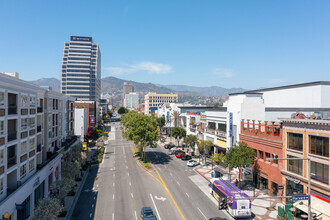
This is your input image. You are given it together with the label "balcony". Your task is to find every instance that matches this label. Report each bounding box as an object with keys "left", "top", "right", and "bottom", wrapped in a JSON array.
[
  {"left": 37, "top": 125, "right": 42, "bottom": 133},
  {"left": 7, "top": 156, "right": 17, "bottom": 169},
  {"left": 37, "top": 107, "right": 43, "bottom": 113},
  {"left": 8, "top": 105, "right": 17, "bottom": 115},
  {"left": 7, "top": 131, "right": 17, "bottom": 142}
]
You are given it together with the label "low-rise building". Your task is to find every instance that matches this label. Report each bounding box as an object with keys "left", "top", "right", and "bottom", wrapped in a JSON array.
[{"left": 281, "top": 119, "right": 330, "bottom": 218}]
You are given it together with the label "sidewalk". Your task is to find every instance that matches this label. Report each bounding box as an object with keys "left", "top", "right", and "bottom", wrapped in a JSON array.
[{"left": 195, "top": 164, "right": 283, "bottom": 220}]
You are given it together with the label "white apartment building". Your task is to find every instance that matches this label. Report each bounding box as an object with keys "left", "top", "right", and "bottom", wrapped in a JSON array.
[
  {"left": 0, "top": 73, "right": 77, "bottom": 219},
  {"left": 74, "top": 108, "right": 88, "bottom": 142},
  {"left": 60, "top": 36, "right": 101, "bottom": 102},
  {"left": 144, "top": 92, "right": 178, "bottom": 115}
]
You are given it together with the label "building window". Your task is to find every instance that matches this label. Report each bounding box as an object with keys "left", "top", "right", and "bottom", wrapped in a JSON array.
[
  {"left": 0, "top": 149, "right": 4, "bottom": 164},
  {"left": 287, "top": 155, "right": 303, "bottom": 175},
  {"left": 20, "top": 164, "right": 27, "bottom": 179},
  {"left": 21, "top": 141, "right": 28, "bottom": 154},
  {"left": 29, "top": 159, "right": 35, "bottom": 173},
  {"left": 309, "top": 135, "right": 329, "bottom": 158},
  {"left": 311, "top": 161, "right": 329, "bottom": 184},
  {"left": 29, "top": 138, "right": 35, "bottom": 150},
  {"left": 21, "top": 118, "right": 28, "bottom": 130},
  {"left": 0, "top": 178, "right": 3, "bottom": 195},
  {"left": 272, "top": 154, "right": 278, "bottom": 164},
  {"left": 29, "top": 117, "right": 35, "bottom": 128},
  {"left": 287, "top": 132, "right": 303, "bottom": 152},
  {"left": 30, "top": 96, "right": 36, "bottom": 108},
  {"left": 0, "top": 120, "right": 4, "bottom": 135},
  {"left": 0, "top": 92, "right": 4, "bottom": 106},
  {"left": 265, "top": 152, "right": 271, "bottom": 160},
  {"left": 259, "top": 150, "right": 264, "bottom": 160},
  {"left": 21, "top": 95, "right": 28, "bottom": 108}
]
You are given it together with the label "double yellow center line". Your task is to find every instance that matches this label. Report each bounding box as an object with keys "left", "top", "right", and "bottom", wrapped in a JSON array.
[{"left": 130, "top": 145, "right": 186, "bottom": 220}]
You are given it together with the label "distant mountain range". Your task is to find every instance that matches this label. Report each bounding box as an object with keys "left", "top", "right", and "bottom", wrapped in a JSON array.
[{"left": 29, "top": 76, "right": 244, "bottom": 105}]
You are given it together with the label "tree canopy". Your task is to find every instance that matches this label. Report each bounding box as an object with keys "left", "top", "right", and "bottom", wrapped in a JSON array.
[
  {"left": 184, "top": 135, "right": 198, "bottom": 148},
  {"left": 172, "top": 127, "right": 186, "bottom": 146},
  {"left": 198, "top": 140, "right": 213, "bottom": 164},
  {"left": 157, "top": 116, "right": 165, "bottom": 128},
  {"left": 121, "top": 111, "right": 159, "bottom": 160},
  {"left": 118, "top": 107, "right": 129, "bottom": 114},
  {"left": 224, "top": 141, "right": 256, "bottom": 171},
  {"left": 32, "top": 197, "right": 63, "bottom": 220}
]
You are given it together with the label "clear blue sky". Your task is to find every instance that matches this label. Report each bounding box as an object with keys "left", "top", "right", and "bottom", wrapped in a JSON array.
[{"left": 1, "top": 0, "right": 329, "bottom": 89}]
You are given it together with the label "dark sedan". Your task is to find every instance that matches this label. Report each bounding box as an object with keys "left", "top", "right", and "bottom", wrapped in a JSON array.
[{"left": 141, "top": 207, "right": 157, "bottom": 220}]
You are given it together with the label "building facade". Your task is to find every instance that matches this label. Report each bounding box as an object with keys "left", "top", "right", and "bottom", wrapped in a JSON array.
[
  {"left": 60, "top": 36, "right": 101, "bottom": 102},
  {"left": 144, "top": 92, "right": 178, "bottom": 115},
  {"left": 74, "top": 101, "right": 96, "bottom": 128},
  {"left": 281, "top": 119, "right": 330, "bottom": 218},
  {"left": 0, "top": 73, "right": 77, "bottom": 219},
  {"left": 124, "top": 92, "right": 139, "bottom": 110}
]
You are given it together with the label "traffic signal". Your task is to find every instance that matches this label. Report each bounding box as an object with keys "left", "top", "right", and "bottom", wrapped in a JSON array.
[{"left": 219, "top": 198, "right": 228, "bottom": 210}]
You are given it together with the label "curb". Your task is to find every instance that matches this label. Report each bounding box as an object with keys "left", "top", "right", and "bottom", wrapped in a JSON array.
[
  {"left": 195, "top": 166, "right": 211, "bottom": 182},
  {"left": 65, "top": 168, "right": 90, "bottom": 220}
]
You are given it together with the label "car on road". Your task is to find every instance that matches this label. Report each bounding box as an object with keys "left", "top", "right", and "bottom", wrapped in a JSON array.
[
  {"left": 175, "top": 151, "right": 184, "bottom": 158},
  {"left": 187, "top": 160, "right": 200, "bottom": 167},
  {"left": 181, "top": 154, "right": 192, "bottom": 160},
  {"left": 141, "top": 207, "right": 157, "bottom": 220}
]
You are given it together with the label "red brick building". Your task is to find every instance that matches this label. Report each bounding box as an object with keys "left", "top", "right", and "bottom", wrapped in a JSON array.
[{"left": 240, "top": 120, "right": 283, "bottom": 197}]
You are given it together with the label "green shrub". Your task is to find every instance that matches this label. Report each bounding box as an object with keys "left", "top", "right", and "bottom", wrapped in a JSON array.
[
  {"left": 58, "top": 210, "right": 67, "bottom": 217},
  {"left": 67, "top": 191, "right": 76, "bottom": 196}
]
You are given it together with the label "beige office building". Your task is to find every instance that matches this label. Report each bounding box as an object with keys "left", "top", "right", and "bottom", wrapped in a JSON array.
[{"left": 144, "top": 92, "right": 178, "bottom": 115}]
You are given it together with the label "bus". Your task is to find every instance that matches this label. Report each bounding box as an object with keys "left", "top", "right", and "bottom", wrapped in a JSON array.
[{"left": 210, "top": 178, "right": 251, "bottom": 219}]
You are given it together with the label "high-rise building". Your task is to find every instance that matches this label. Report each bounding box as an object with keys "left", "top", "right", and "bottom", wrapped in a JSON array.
[
  {"left": 122, "top": 82, "right": 134, "bottom": 106},
  {"left": 124, "top": 92, "right": 139, "bottom": 110},
  {"left": 60, "top": 36, "right": 101, "bottom": 102}
]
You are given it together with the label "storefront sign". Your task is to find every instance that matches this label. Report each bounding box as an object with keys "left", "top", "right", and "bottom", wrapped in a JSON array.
[
  {"left": 229, "top": 112, "right": 233, "bottom": 137},
  {"left": 287, "top": 176, "right": 300, "bottom": 184},
  {"left": 187, "top": 112, "right": 200, "bottom": 115},
  {"left": 292, "top": 195, "right": 309, "bottom": 201},
  {"left": 71, "top": 36, "right": 92, "bottom": 42},
  {"left": 278, "top": 185, "right": 284, "bottom": 189},
  {"left": 3, "top": 212, "right": 11, "bottom": 219}
]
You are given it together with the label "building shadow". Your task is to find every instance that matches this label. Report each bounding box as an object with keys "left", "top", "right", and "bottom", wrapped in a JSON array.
[{"left": 145, "top": 151, "right": 173, "bottom": 165}]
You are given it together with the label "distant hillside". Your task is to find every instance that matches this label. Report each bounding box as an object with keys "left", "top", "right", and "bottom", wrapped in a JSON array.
[
  {"left": 29, "top": 76, "right": 244, "bottom": 105},
  {"left": 30, "top": 78, "right": 61, "bottom": 92},
  {"left": 161, "top": 84, "right": 245, "bottom": 96}
]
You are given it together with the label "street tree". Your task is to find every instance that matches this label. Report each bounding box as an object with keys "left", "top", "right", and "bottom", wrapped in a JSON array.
[
  {"left": 198, "top": 140, "right": 213, "bottom": 164},
  {"left": 32, "top": 197, "right": 63, "bottom": 220},
  {"left": 52, "top": 177, "right": 75, "bottom": 205},
  {"left": 171, "top": 110, "right": 180, "bottom": 127},
  {"left": 121, "top": 111, "right": 158, "bottom": 161},
  {"left": 157, "top": 116, "right": 165, "bottom": 128},
  {"left": 172, "top": 127, "right": 186, "bottom": 147},
  {"left": 118, "top": 106, "right": 128, "bottom": 115},
  {"left": 224, "top": 141, "right": 256, "bottom": 182},
  {"left": 61, "top": 160, "right": 80, "bottom": 180},
  {"left": 184, "top": 134, "right": 198, "bottom": 154}
]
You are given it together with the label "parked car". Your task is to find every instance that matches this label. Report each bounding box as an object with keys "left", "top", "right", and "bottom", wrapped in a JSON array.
[
  {"left": 181, "top": 154, "right": 192, "bottom": 160},
  {"left": 141, "top": 207, "right": 157, "bottom": 220},
  {"left": 164, "top": 144, "right": 174, "bottom": 149},
  {"left": 187, "top": 160, "right": 200, "bottom": 167},
  {"left": 168, "top": 149, "right": 174, "bottom": 155},
  {"left": 175, "top": 152, "right": 185, "bottom": 158}
]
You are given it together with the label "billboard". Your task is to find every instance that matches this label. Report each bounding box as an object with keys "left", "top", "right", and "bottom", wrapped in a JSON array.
[
  {"left": 90, "top": 115, "right": 95, "bottom": 125},
  {"left": 229, "top": 112, "right": 233, "bottom": 138},
  {"left": 71, "top": 36, "right": 92, "bottom": 42}
]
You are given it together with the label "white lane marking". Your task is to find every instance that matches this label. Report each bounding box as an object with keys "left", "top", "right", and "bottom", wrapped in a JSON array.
[
  {"left": 101, "top": 147, "right": 107, "bottom": 164},
  {"left": 129, "top": 182, "right": 131, "bottom": 186},
  {"left": 113, "top": 194, "right": 115, "bottom": 200},
  {"left": 170, "top": 173, "right": 173, "bottom": 177},
  {"left": 126, "top": 166, "right": 128, "bottom": 169},
  {"left": 113, "top": 182, "right": 115, "bottom": 187},
  {"left": 177, "top": 181, "right": 180, "bottom": 186},
  {"left": 131, "top": 193, "right": 134, "bottom": 198},
  {"left": 128, "top": 173, "right": 129, "bottom": 176},
  {"left": 197, "top": 207, "right": 207, "bottom": 220},
  {"left": 164, "top": 165, "right": 167, "bottom": 169},
  {"left": 92, "top": 204, "right": 94, "bottom": 208},
  {"left": 90, "top": 213, "right": 92, "bottom": 218},
  {"left": 112, "top": 213, "right": 114, "bottom": 220},
  {"left": 113, "top": 173, "right": 115, "bottom": 177},
  {"left": 186, "top": 192, "right": 190, "bottom": 198},
  {"left": 96, "top": 184, "right": 98, "bottom": 187},
  {"left": 150, "top": 193, "right": 161, "bottom": 220},
  {"left": 135, "top": 210, "right": 137, "bottom": 220},
  {"left": 123, "top": 146, "right": 125, "bottom": 154},
  {"left": 93, "top": 196, "right": 96, "bottom": 200}
]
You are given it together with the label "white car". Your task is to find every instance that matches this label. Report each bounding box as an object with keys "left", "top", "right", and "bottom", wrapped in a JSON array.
[{"left": 187, "top": 160, "right": 200, "bottom": 167}]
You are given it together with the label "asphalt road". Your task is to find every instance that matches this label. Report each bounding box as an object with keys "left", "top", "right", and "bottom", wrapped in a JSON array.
[{"left": 72, "top": 121, "right": 232, "bottom": 220}]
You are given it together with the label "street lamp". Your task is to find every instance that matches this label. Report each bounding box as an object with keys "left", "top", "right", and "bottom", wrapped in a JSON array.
[{"left": 266, "top": 157, "right": 311, "bottom": 220}]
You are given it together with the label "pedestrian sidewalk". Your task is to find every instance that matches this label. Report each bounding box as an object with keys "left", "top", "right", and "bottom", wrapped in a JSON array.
[{"left": 195, "top": 164, "right": 283, "bottom": 220}]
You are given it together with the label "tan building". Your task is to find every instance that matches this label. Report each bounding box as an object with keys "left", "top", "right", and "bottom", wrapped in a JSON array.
[
  {"left": 144, "top": 92, "right": 178, "bottom": 115},
  {"left": 281, "top": 119, "right": 329, "bottom": 218}
]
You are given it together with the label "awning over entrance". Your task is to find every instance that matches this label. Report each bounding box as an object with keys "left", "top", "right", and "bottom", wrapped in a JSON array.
[{"left": 294, "top": 195, "right": 330, "bottom": 219}]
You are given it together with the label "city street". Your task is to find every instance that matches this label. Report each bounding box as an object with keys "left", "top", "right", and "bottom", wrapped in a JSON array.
[{"left": 72, "top": 120, "right": 231, "bottom": 220}]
